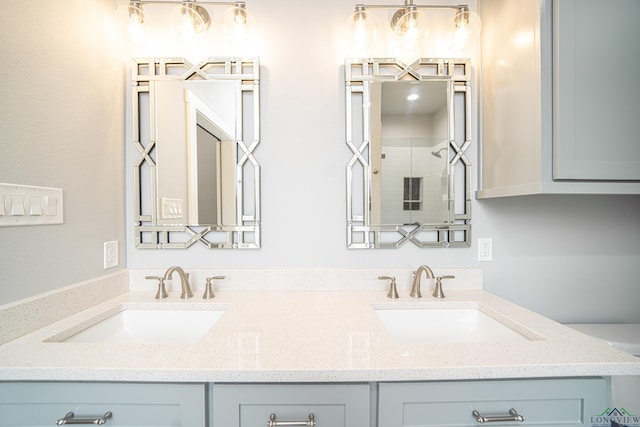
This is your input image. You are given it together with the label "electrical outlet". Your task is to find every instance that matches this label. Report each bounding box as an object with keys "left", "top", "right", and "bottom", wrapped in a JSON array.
[
  {"left": 104, "top": 241, "right": 119, "bottom": 269},
  {"left": 478, "top": 238, "right": 492, "bottom": 261}
]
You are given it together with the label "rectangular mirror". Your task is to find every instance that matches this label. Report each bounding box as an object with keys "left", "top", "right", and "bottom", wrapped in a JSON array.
[
  {"left": 345, "top": 58, "right": 472, "bottom": 248},
  {"left": 132, "top": 58, "right": 260, "bottom": 249},
  {"left": 187, "top": 88, "right": 237, "bottom": 227},
  {"left": 372, "top": 80, "right": 451, "bottom": 225}
]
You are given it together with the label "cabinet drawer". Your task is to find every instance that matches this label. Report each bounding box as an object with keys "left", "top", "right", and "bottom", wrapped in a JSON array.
[
  {"left": 379, "top": 377, "right": 608, "bottom": 427},
  {"left": 0, "top": 382, "right": 206, "bottom": 427},
  {"left": 211, "top": 383, "right": 370, "bottom": 427}
]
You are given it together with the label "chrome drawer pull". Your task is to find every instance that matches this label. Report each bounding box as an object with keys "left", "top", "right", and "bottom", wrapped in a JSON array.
[
  {"left": 472, "top": 408, "right": 524, "bottom": 423},
  {"left": 268, "top": 413, "right": 315, "bottom": 427},
  {"left": 56, "top": 411, "right": 112, "bottom": 425}
]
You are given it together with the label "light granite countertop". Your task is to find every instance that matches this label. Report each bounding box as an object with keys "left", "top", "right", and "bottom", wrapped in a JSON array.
[{"left": 0, "top": 288, "right": 639, "bottom": 383}]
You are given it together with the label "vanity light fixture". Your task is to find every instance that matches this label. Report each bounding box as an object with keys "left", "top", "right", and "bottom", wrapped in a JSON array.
[
  {"left": 346, "top": 0, "right": 480, "bottom": 52},
  {"left": 117, "top": 0, "right": 255, "bottom": 48}
]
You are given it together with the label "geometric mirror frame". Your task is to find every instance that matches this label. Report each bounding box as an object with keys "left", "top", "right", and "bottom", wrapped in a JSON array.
[
  {"left": 345, "top": 58, "right": 471, "bottom": 249},
  {"left": 132, "top": 57, "right": 260, "bottom": 249}
]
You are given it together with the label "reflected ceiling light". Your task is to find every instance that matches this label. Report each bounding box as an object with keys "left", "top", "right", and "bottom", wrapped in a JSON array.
[
  {"left": 407, "top": 93, "right": 419, "bottom": 101},
  {"left": 346, "top": 2, "right": 480, "bottom": 53},
  {"left": 116, "top": 0, "right": 255, "bottom": 48}
]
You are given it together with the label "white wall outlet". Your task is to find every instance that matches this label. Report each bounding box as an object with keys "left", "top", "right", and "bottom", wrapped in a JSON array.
[
  {"left": 104, "top": 241, "right": 119, "bottom": 269},
  {"left": 478, "top": 238, "right": 493, "bottom": 262}
]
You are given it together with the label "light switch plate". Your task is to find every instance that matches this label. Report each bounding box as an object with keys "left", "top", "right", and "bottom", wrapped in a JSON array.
[
  {"left": 161, "top": 198, "right": 183, "bottom": 219},
  {"left": 104, "top": 241, "right": 119, "bottom": 269},
  {"left": 0, "top": 183, "right": 63, "bottom": 226}
]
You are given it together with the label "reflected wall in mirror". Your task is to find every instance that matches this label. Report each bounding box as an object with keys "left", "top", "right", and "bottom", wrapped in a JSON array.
[
  {"left": 345, "top": 58, "right": 471, "bottom": 248},
  {"left": 132, "top": 58, "right": 260, "bottom": 249}
]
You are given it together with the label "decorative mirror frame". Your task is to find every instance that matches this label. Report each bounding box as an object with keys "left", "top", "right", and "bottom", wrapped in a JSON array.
[
  {"left": 345, "top": 58, "right": 472, "bottom": 248},
  {"left": 132, "top": 57, "right": 260, "bottom": 249}
]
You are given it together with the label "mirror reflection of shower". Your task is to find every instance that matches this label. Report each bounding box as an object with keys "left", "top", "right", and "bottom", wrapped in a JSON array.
[
  {"left": 431, "top": 147, "right": 448, "bottom": 158},
  {"left": 373, "top": 80, "right": 451, "bottom": 225}
]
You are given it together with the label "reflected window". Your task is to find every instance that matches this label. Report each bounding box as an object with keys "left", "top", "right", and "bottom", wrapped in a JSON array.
[{"left": 403, "top": 177, "right": 423, "bottom": 211}]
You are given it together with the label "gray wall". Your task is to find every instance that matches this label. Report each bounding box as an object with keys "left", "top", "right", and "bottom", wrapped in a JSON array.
[
  {"left": 0, "top": 0, "right": 126, "bottom": 304},
  {"left": 1, "top": 0, "right": 638, "bottom": 324},
  {"left": 476, "top": 194, "right": 640, "bottom": 322}
]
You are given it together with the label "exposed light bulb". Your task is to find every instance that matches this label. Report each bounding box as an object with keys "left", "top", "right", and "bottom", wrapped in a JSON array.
[
  {"left": 346, "top": 7, "right": 377, "bottom": 53},
  {"left": 170, "top": 3, "right": 211, "bottom": 47},
  {"left": 233, "top": 7, "right": 246, "bottom": 24},
  {"left": 449, "top": 7, "right": 480, "bottom": 53},
  {"left": 391, "top": 6, "right": 428, "bottom": 51},
  {"left": 353, "top": 15, "right": 370, "bottom": 46},
  {"left": 223, "top": 4, "right": 255, "bottom": 50},
  {"left": 403, "top": 14, "right": 419, "bottom": 50},
  {"left": 114, "top": 2, "right": 149, "bottom": 47},
  {"left": 127, "top": 19, "right": 148, "bottom": 47}
]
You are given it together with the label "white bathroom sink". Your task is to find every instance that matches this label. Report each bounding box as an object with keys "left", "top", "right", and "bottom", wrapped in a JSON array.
[
  {"left": 59, "top": 307, "right": 226, "bottom": 345},
  {"left": 374, "top": 307, "right": 528, "bottom": 343}
]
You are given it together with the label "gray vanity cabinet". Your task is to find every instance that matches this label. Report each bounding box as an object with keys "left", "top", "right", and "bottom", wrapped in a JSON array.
[
  {"left": 210, "top": 383, "right": 370, "bottom": 427},
  {"left": 0, "top": 382, "right": 206, "bottom": 426},
  {"left": 477, "top": 0, "right": 640, "bottom": 198},
  {"left": 378, "top": 378, "right": 608, "bottom": 427}
]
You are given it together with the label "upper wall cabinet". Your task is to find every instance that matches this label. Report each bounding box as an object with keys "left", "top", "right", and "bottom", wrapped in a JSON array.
[{"left": 477, "top": 0, "right": 640, "bottom": 199}]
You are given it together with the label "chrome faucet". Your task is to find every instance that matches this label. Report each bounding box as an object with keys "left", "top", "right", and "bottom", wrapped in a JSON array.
[
  {"left": 163, "top": 266, "right": 193, "bottom": 299},
  {"left": 410, "top": 265, "right": 435, "bottom": 298}
]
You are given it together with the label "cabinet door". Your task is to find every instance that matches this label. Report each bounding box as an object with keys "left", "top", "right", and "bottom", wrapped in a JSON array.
[
  {"left": 0, "top": 382, "right": 206, "bottom": 427},
  {"left": 379, "top": 378, "right": 608, "bottom": 427},
  {"left": 211, "top": 384, "right": 370, "bottom": 427},
  {"left": 554, "top": 0, "right": 640, "bottom": 180}
]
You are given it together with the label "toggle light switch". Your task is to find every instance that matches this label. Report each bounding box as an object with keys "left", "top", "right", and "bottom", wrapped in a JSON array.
[
  {"left": 10, "top": 194, "right": 25, "bottom": 216},
  {"left": 29, "top": 195, "right": 43, "bottom": 215},
  {"left": 43, "top": 196, "right": 58, "bottom": 216}
]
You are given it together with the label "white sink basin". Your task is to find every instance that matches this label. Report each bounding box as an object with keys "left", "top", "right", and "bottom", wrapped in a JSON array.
[
  {"left": 374, "top": 308, "right": 528, "bottom": 343},
  {"left": 59, "top": 307, "right": 226, "bottom": 345}
]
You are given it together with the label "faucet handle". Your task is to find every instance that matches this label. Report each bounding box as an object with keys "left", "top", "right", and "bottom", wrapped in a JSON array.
[
  {"left": 203, "top": 276, "right": 225, "bottom": 299},
  {"left": 378, "top": 276, "right": 399, "bottom": 299},
  {"left": 432, "top": 275, "right": 455, "bottom": 299},
  {"left": 146, "top": 276, "right": 168, "bottom": 299}
]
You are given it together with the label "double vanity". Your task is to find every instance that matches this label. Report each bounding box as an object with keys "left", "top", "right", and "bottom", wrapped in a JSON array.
[{"left": 1, "top": 269, "right": 638, "bottom": 426}]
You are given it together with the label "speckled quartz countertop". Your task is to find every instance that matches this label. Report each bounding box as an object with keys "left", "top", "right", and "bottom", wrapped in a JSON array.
[{"left": 0, "top": 287, "right": 639, "bottom": 383}]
